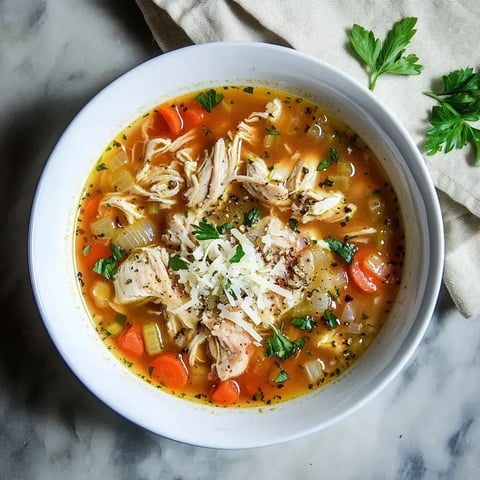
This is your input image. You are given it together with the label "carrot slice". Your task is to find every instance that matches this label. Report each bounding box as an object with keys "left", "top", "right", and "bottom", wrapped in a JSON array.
[
  {"left": 348, "top": 249, "right": 383, "bottom": 293},
  {"left": 150, "top": 353, "right": 188, "bottom": 389},
  {"left": 82, "top": 241, "right": 112, "bottom": 270},
  {"left": 158, "top": 105, "right": 184, "bottom": 135},
  {"left": 117, "top": 322, "right": 144, "bottom": 358},
  {"left": 82, "top": 195, "right": 102, "bottom": 220},
  {"left": 211, "top": 380, "right": 240, "bottom": 406},
  {"left": 182, "top": 102, "right": 205, "bottom": 129}
]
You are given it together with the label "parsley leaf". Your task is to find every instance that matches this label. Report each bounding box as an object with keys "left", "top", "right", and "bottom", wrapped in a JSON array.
[
  {"left": 291, "top": 315, "right": 317, "bottom": 332},
  {"left": 317, "top": 158, "right": 331, "bottom": 171},
  {"left": 324, "top": 309, "right": 340, "bottom": 330},
  {"left": 266, "top": 127, "right": 280, "bottom": 135},
  {"left": 92, "top": 244, "right": 124, "bottom": 280},
  {"left": 274, "top": 369, "right": 290, "bottom": 383},
  {"left": 288, "top": 218, "right": 300, "bottom": 233},
  {"left": 217, "top": 222, "right": 234, "bottom": 234},
  {"left": 192, "top": 220, "right": 220, "bottom": 240},
  {"left": 243, "top": 86, "right": 254, "bottom": 94},
  {"left": 324, "top": 236, "right": 358, "bottom": 264},
  {"left": 229, "top": 245, "right": 245, "bottom": 263},
  {"left": 196, "top": 89, "right": 224, "bottom": 112},
  {"left": 265, "top": 325, "right": 304, "bottom": 362},
  {"left": 348, "top": 17, "right": 423, "bottom": 90},
  {"left": 329, "top": 147, "right": 340, "bottom": 163},
  {"left": 168, "top": 254, "right": 189, "bottom": 271},
  {"left": 424, "top": 67, "right": 480, "bottom": 165},
  {"left": 244, "top": 207, "right": 260, "bottom": 227}
]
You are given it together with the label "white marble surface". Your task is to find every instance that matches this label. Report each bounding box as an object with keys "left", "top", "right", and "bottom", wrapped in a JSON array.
[{"left": 1, "top": 1, "right": 480, "bottom": 478}]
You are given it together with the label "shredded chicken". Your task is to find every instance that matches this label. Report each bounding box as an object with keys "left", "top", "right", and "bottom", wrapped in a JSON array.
[
  {"left": 113, "top": 247, "right": 198, "bottom": 329},
  {"left": 100, "top": 194, "right": 144, "bottom": 225},
  {"left": 236, "top": 157, "right": 290, "bottom": 206}
]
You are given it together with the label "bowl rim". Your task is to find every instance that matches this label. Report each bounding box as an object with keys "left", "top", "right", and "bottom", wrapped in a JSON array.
[{"left": 28, "top": 41, "right": 444, "bottom": 449}]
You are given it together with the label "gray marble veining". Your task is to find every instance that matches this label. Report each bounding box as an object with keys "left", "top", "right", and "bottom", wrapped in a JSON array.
[{"left": 1, "top": 1, "right": 479, "bottom": 479}]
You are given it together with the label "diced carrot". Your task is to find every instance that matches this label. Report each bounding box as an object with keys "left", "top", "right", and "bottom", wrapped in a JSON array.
[
  {"left": 82, "top": 195, "right": 103, "bottom": 220},
  {"left": 181, "top": 102, "right": 205, "bottom": 129},
  {"left": 211, "top": 380, "right": 240, "bottom": 406},
  {"left": 117, "top": 322, "right": 144, "bottom": 358},
  {"left": 158, "top": 105, "right": 184, "bottom": 135},
  {"left": 82, "top": 240, "right": 112, "bottom": 270},
  {"left": 143, "top": 111, "right": 169, "bottom": 137},
  {"left": 348, "top": 249, "right": 382, "bottom": 293},
  {"left": 149, "top": 353, "right": 188, "bottom": 389}
]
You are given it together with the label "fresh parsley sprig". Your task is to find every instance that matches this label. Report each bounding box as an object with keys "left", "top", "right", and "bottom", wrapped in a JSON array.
[
  {"left": 348, "top": 17, "right": 423, "bottom": 90},
  {"left": 424, "top": 67, "right": 480, "bottom": 165},
  {"left": 265, "top": 325, "right": 305, "bottom": 362},
  {"left": 196, "top": 89, "right": 224, "bottom": 112}
]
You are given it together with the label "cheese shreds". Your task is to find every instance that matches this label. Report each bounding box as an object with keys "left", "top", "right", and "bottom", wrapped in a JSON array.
[{"left": 173, "top": 225, "right": 297, "bottom": 339}]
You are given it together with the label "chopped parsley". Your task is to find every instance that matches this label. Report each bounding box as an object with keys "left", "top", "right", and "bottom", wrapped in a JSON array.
[
  {"left": 329, "top": 147, "right": 340, "bottom": 163},
  {"left": 217, "top": 222, "right": 234, "bottom": 234},
  {"left": 168, "top": 254, "right": 189, "bottom": 271},
  {"left": 291, "top": 315, "right": 317, "bottom": 332},
  {"left": 195, "top": 89, "right": 224, "bottom": 112},
  {"left": 324, "top": 236, "right": 358, "bottom": 264},
  {"left": 266, "top": 127, "right": 280, "bottom": 135},
  {"left": 244, "top": 207, "right": 261, "bottom": 227},
  {"left": 192, "top": 220, "right": 220, "bottom": 240},
  {"left": 317, "top": 158, "right": 331, "bottom": 171},
  {"left": 274, "top": 369, "right": 290, "bottom": 383},
  {"left": 265, "top": 325, "right": 305, "bottom": 361},
  {"left": 92, "top": 244, "right": 124, "bottom": 280},
  {"left": 96, "top": 162, "right": 107, "bottom": 171},
  {"left": 229, "top": 245, "right": 245, "bottom": 264},
  {"left": 243, "top": 86, "right": 254, "bottom": 94},
  {"left": 82, "top": 245, "right": 91, "bottom": 256},
  {"left": 324, "top": 309, "right": 340, "bottom": 329},
  {"left": 288, "top": 218, "right": 300, "bottom": 233}
]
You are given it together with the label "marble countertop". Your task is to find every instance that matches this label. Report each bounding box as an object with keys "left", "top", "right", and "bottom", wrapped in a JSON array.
[{"left": 1, "top": 1, "right": 479, "bottom": 478}]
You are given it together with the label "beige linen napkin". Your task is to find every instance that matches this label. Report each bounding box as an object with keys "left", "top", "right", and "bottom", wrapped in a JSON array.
[{"left": 136, "top": 0, "right": 480, "bottom": 318}]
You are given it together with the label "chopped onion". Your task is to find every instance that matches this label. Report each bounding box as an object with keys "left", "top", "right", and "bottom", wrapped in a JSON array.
[
  {"left": 111, "top": 167, "right": 135, "bottom": 192},
  {"left": 112, "top": 218, "right": 158, "bottom": 251},
  {"left": 304, "top": 359, "right": 325, "bottom": 383},
  {"left": 106, "top": 150, "right": 128, "bottom": 171},
  {"left": 90, "top": 216, "right": 117, "bottom": 239},
  {"left": 309, "top": 289, "right": 331, "bottom": 314},
  {"left": 364, "top": 252, "right": 390, "bottom": 278},
  {"left": 143, "top": 322, "right": 163, "bottom": 355}
]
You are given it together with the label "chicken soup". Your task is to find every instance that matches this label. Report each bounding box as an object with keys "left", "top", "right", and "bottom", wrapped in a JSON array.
[{"left": 75, "top": 86, "right": 404, "bottom": 407}]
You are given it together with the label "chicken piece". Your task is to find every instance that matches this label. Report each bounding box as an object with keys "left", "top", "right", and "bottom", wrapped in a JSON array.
[
  {"left": 237, "top": 157, "right": 290, "bottom": 206},
  {"left": 161, "top": 213, "right": 196, "bottom": 251},
  {"left": 291, "top": 190, "right": 357, "bottom": 223},
  {"left": 205, "top": 318, "right": 253, "bottom": 381},
  {"left": 185, "top": 137, "right": 238, "bottom": 209},
  {"left": 99, "top": 194, "right": 144, "bottom": 225},
  {"left": 114, "top": 247, "right": 198, "bottom": 329}
]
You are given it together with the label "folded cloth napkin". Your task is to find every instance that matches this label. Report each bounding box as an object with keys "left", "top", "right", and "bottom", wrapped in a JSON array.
[{"left": 136, "top": 0, "right": 480, "bottom": 318}]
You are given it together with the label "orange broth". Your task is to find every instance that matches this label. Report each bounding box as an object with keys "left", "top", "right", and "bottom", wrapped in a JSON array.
[{"left": 75, "top": 86, "right": 404, "bottom": 407}]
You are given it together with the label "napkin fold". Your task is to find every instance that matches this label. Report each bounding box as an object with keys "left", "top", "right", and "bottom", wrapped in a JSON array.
[{"left": 136, "top": 0, "right": 480, "bottom": 318}]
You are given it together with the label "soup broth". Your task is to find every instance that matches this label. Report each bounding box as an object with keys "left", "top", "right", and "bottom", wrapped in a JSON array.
[{"left": 75, "top": 86, "right": 404, "bottom": 407}]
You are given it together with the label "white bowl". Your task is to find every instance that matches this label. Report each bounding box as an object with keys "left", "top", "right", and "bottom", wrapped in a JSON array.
[{"left": 28, "top": 42, "right": 444, "bottom": 449}]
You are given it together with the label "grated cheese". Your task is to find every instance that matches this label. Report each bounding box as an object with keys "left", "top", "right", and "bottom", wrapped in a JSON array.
[{"left": 173, "top": 227, "right": 299, "bottom": 339}]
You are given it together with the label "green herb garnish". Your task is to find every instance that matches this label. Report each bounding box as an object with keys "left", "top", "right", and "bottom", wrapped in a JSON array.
[
  {"left": 291, "top": 315, "right": 317, "bottom": 332},
  {"left": 324, "top": 236, "right": 358, "bottom": 264},
  {"left": 317, "top": 158, "right": 331, "bottom": 171},
  {"left": 348, "top": 17, "right": 423, "bottom": 90},
  {"left": 192, "top": 220, "right": 220, "bottom": 240},
  {"left": 265, "top": 325, "right": 304, "bottom": 361},
  {"left": 92, "top": 244, "right": 124, "bottom": 280},
  {"left": 288, "top": 218, "right": 300, "bottom": 233},
  {"left": 82, "top": 245, "right": 91, "bottom": 256},
  {"left": 243, "top": 86, "right": 254, "bottom": 94},
  {"left": 266, "top": 127, "right": 280, "bottom": 135},
  {"left": 229, "top": 245, "right": 245, "bottom": 264},
  {"left": 115, "top": 313, "right": 127, "bottom": 325},
  {"left": 196, "top": 89, "right": 224, "bottom": 112},
  {"left": 244, "top": 207, "right": 261, "bottom": 227},
  {"left": 217, "top": 222, "right": 234, "bottom": 234},
  {"left": 324, "top": 309, "right": 340, "bottom": 330},
  {"left": 274, "top": 369, "right": 290, "bottom": 383},
  {"left": 424, "top": 67, "right": 480, "bottom": 165},
  {"left": 96, "top": 162, "right": 107, "bottom": 171},
  {"left": 329, "top": 147, "right": 340, "bottom": 163},
  {"left": 168, "top": 254, "right": 189, "bottom": 271}
]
